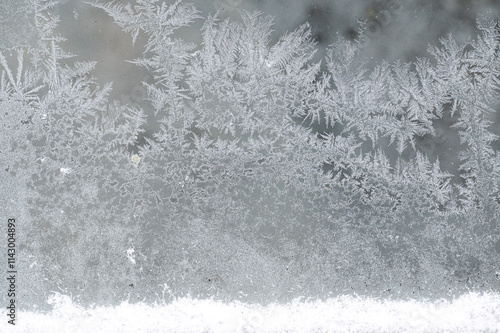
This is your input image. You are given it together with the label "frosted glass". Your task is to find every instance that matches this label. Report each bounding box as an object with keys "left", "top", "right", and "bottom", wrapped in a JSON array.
[{"left": 1, "top": 0, "right": 499, "bottom": 331}]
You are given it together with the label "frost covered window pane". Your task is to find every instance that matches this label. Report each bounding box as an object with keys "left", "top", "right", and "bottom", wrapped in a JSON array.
[{"left": 1, "top": 0, "right": 499, "bottom": 331}]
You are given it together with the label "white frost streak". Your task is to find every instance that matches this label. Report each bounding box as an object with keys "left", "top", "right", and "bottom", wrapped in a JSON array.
[
  {"left": 59, "top": 167, "right": 72, "bottom": 174},
  {"left": 4, "top": 293, "right": 500, "bottom": 333}
]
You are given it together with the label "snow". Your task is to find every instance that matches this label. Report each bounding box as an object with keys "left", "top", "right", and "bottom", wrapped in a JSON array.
[{"left": 2, "top": 292, "right": 499, "bottom": 332}]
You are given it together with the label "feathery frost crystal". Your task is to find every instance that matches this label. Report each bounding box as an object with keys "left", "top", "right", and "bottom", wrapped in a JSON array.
[{"left": 0, "top": 0, "right": 499, "bottom": 310}]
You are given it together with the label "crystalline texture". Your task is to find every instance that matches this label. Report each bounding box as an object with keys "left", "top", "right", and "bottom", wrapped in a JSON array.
[{"left": 0, "top": 0, "right": 498, "bottom": 311}]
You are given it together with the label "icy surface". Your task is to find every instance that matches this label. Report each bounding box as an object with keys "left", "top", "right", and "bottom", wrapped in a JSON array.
[{"left": 1, "top": 1, "right": 500, "bottom": 331}]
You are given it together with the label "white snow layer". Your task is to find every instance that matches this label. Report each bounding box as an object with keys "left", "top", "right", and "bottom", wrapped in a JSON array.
[{"left": 2, "top": 292, "right": 499, "bottom": 332}]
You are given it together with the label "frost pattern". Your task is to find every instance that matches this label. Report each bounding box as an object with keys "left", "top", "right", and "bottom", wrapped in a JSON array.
[
  {"left": 0, "top": 0, "right": 499, "bottom": 309},
  {"left": 0, "top": 0, "right": 39, "bottom": 49}
]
